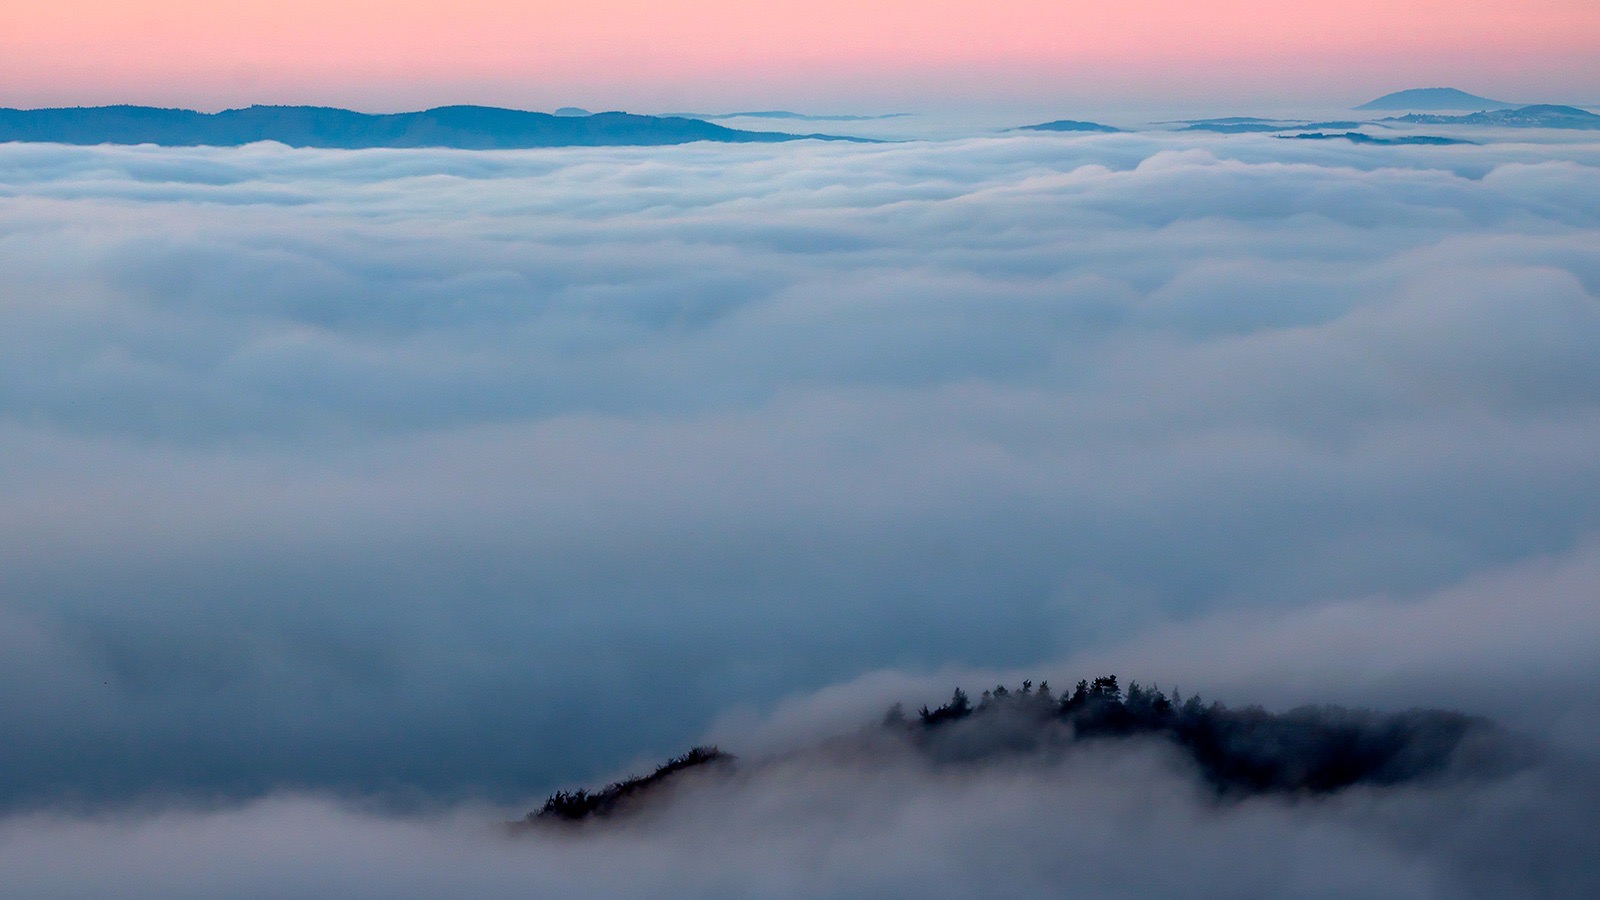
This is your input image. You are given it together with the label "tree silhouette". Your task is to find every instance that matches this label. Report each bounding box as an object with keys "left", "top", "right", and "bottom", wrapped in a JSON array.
[
  {"left": 520, "top": 746, "right": 733, "bottom": 826},
  {"left": 918, "top": 688, "right": 973, "bottom": 726},
  {"left": 896, "top": 675, "right": 1483, "bottom": 795}
]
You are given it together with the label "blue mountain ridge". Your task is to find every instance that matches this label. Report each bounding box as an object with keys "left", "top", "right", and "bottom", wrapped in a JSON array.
[
  {"left": 0, "top": 105, "right": 865, "bottom": 148},
  {"left": 1179, "top": 120, "right": 1363, "bottom": 134},
  {"left": 1015, "top": 119, "right": 1122, "bottom": 133}
]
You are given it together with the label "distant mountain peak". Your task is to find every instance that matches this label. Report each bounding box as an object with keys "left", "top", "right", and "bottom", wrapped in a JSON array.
[{"left": 1355, "top": 88, "right": 1516, "bottom": 111}]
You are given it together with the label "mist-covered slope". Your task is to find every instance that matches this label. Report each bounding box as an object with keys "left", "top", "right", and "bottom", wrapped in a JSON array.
[{"left": 524, "top": 677, "right": 1505, "bottom": 826}]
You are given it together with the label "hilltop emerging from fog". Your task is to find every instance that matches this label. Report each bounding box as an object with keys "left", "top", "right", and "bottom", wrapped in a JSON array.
[{"left": 524, "top": 676, "right": 1504, "bottom": 827}]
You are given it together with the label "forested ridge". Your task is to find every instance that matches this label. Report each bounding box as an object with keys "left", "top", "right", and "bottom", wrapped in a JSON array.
[
  {"left": 898, "top": 676, "right": 1482, "bottom": 793},
  {"left": 522, "top": 675, "right": 1493, "bottom": 826}
]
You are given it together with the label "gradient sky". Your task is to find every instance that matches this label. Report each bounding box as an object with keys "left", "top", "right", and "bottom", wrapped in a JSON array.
[{"left": 4, "top": 0, "right": 1598, "bottom": 111}]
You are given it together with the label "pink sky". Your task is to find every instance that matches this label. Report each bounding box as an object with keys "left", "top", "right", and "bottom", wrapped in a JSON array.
[{"left": 4, "top": 0, "right": 1597, "bottom": 111}]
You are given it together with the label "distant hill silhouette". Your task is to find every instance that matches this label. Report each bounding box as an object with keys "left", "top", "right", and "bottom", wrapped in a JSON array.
[
  {"left": 1169, "top": 117, "right": 1278, "bottom": 124},
  {"left": 1017, "top": 119, "right": 1122, "bottom": 133},
  {"left": 1385, "top": 105, "right": 1600, "bottom": 130},
  {"left": 1355, "top": 88, "right": 1516, "bottom": 111},
  {"left": 1280, "top": 132, "right": 1474, "bottom": 146},
  {"left": 671, "top": 111, "right": 908, "bottom": 122},
  {"left": 1177, "top": 119, "right": 1365, "bottom": 134},
  {"left": 0, "top": 105, "right": 861, "bottom": 149},
  {"left": 1180, "top": 121, "right": 1286, "bottom": 134}
]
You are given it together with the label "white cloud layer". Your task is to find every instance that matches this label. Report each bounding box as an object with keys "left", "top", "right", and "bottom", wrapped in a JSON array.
[
  {"left": 2, "top": 714, "right": 1595, "bottom": 898},
  {"left": 2, "top": 128, "right": 1599, "bottom": 864}
]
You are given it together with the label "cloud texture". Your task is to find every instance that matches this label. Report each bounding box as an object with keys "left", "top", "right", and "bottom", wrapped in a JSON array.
[
  {"left": 1, "top": 128, "right": 1599, "bottom": 892},
  {"left": 1, "top": 728, "right": 1595, "bottom": 898}
]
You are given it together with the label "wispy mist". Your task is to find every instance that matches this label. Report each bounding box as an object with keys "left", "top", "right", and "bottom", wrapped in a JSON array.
[{"left": 2, "top": 727, "right": 1594, "bottom": 898}]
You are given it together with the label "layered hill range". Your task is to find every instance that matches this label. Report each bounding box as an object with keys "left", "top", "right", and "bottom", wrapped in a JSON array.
[
  {"left": 1015, "top": 88, "right": 1599, "bottom": 140},
  {"left": 1354, "top": 89, "right": 1600, "bottom": 129},
  {"left": 0, "top": 105, "right": 859, "bottom": 149},
  {"left": 1387, "top": 105, "right": 1600, "bottom": 129}
]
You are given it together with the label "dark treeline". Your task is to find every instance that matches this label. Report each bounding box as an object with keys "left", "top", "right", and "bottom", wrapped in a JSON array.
[
  {"left": 900, "top": 676, "right": 1487, "bottom": 794},
  {"left": 521, "top": 676, "right": 1496, "bottom": 827},
  {"left": 518, "top": 746, "right": 732, "bottom": 827}
]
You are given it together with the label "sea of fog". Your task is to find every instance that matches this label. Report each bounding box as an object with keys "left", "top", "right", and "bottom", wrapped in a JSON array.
[{"left": 1, "top": 124, "right": 1598, "bottom": 896}]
